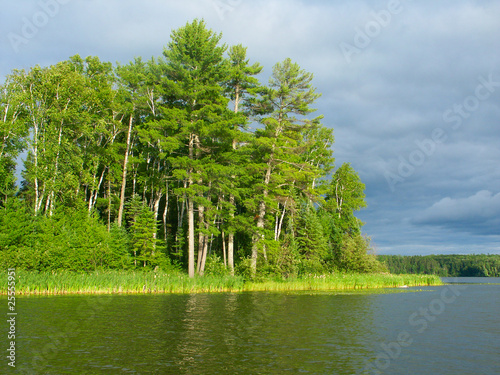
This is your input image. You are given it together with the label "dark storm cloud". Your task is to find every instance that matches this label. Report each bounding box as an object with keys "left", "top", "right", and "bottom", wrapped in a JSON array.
[{"left": 1, "top": 0, "right": 499, "bottom": 254}]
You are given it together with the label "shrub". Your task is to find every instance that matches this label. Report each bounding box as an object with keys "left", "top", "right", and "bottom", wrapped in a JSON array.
[{"left": 204, "top": 254, "right": 230, "bottom": 277}]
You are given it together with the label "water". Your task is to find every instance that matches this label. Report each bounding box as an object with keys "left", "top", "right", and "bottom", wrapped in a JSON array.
[{"left": 3, "top": 278, "right": 499, "bottom": 374}]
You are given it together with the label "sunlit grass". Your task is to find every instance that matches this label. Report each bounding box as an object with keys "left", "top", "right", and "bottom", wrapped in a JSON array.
[
  {"left": 243, "top": 273, "right": 442, "bottom": 291},
  {"left": 0, "top": 270, "right": 442, "bottom": 296}
]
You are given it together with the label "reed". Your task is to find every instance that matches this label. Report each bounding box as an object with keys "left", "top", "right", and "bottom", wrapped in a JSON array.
[
  {"left": 244, "top": 273, "right": 442, "bottom": 292},
  {"left": 0, "top": 270, "right": 442, "bottom": 296}
]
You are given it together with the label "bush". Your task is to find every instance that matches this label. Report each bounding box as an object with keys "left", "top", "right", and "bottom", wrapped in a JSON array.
[
  {"left": 204, "top": 254, "right": 230, "bottom": 277},
  {"left": 235, "top": 257, "right": 254, "bottom": 280}
]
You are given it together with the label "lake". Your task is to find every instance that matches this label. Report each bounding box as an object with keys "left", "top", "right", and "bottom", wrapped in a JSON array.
[{"left": 4, "top": 277, "right": 500, "bottom": 374}]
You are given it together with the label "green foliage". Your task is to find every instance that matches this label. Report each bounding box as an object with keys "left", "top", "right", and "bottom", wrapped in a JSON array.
[
  {"left": 325, "top": 163, "right": 367, "bottom": 242},
  {"left": 0, "top": 201, "right": 131, "bottom": 271},
  {"left": 274, "top": 224, "right": 301, "bottom": 277},
  {"left": 126, "top": 195, "right": 169, "bottom": 269},
  {"left": 204, "top": 254, "right": 230, "bottom": 277},
  {"left": 0, "top": 198, "right": 39, "bottom": 269},
  {"left": 334, "top": 234, "right": 388, "bottom": 273},
  {"left": 294, "top": 203, "right": 329, "bottom": 275},
  {"left": 296, "top": 204, "right": 329, "bottom": 262},
  {"left": 234, "top": 257, "right": 255, "bottom": 281},
  {"left": 108, "top": 224, "right": 132, "bottom": 269},
  {"left": 379, "top": 254, "right": 500, "bottom": 277}
]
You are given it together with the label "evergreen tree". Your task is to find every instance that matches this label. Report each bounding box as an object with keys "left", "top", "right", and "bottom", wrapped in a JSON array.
[
  {"left": 222, "top": 43, "right": 263, "bottom": 275},
  {"left": 246, "top": 58, "right": 324, "bottom": 275},
  {"left": 160, "top": 19, "right": 238, "bottom": 277},
  {"left": 127, "top": 197, "right": 165, "bottom": 269},
  {"left": 296, "top": 203, "right": 329, "bottom": 274}
]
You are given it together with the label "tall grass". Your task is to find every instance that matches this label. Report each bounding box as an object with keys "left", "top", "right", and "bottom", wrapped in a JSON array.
[
  {"left": 244, "top": 273, "right": 442, "bottom": 292},
  {"left": 0, "top": 270, "right": 442, "bottom": 296}
]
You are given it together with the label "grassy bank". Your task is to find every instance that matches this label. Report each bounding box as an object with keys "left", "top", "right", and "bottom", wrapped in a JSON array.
[{"left": 0, "top": 270, "right": 442, "bottom": 296}]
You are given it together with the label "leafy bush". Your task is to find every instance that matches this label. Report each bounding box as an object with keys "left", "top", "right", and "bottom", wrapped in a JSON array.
[{"left": 204, "top": 254, "right": 230, "bottom": 277}]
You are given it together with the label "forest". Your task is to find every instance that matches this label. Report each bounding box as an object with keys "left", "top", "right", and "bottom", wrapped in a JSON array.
[
  {"left": 379, "top": 254, "right": 500, "bottom": 277},
  {"left": 0, "top": 20, "right": 386, "bottom": 278}
]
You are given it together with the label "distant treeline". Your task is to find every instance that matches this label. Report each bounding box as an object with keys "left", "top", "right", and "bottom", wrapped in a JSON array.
[{"left": 378, "top": 254, "right": 500, "bottom": 277}]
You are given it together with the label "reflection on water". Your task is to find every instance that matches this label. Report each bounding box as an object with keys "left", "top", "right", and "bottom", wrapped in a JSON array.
[{"left": 4, "top": 282, "right": 500, "bottom": 374}]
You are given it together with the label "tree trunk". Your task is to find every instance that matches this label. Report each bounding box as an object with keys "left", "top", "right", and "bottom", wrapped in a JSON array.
[
  {"left": 251, "top": 160, "right": 272, "bottom": 274},
  {"left": 163, "top": 180, "right": 169, "bottom": 243},
  {"left": 226, "top": 88, "right": 241, "bottom": 275},
  {"left": 46, "top": 124, "right": 64, "bottom": 216},
  {"left": 30, "top": 107, "right": 42, "bottom": 215},
  {"left": 151, "top": 190, "right": 162, "bottom": 255},
  {"left": 107, "top": 176, "right": 111, "bottom": 232},
  {"left": 117, "top": 114, "right": 134, "bottom": 227},
  {"left": 188, "top": 195, "right": 195, "bottom": 278},
  {"left": 222, "top": 230, "right": 227, "bottom": 267},
  {"left": 197, "top": 204, "right": 205, "bottom": 273},
  {"left": 187, "top": 133, "right": 195, "bottom": 278},
  {"left": 89, "top": 167, "right": 106, "bottom": 212}
]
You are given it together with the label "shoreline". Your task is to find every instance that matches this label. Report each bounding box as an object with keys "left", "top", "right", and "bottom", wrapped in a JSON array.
[{"left": 1, "top": 270, "right": 443, "bottom": 296}]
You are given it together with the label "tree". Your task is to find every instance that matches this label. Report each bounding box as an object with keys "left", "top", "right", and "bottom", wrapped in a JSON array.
[
  {"left": 126, "top": 194, "right": 166, "bottom": 268},
  {"left": 296, "top": 202, "right": 329, "bottom": 274},
  {"left": 160, "top": 19, "right": 235, "bottom": 277},
  {"left": 115, "top": 58, "right": 151, "bottom": 227},
  {"left": 0, "top": 74, "right": 27, "bottom": 205},
  {"left": 67, "top": 55, "right": 116, "bottom": 214},
  {"left": 223, "top": 44, "right": 263, "bottom": 274},
  {"left": 20, "top": 61, "right": 100, "bottom": 215},
  {"left": 1, "top": 20, "right": 387, "bottom": 278},
  {"left": 325, "top": 162, "right": 367, "bottom": 242},
  {"left": 336, "top": 233, "right": 385, "bottom": 273},
  {"left": 246, "top": 58, "right": 324, "bottom": 275}
]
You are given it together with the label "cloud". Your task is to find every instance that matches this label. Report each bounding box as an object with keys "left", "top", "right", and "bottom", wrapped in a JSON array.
[{"left": 413, "top": 190, "right": 500, "bottom": 235}]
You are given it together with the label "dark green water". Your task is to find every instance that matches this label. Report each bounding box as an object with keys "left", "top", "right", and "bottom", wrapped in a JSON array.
[{"left": 3, "top": 278, "right": 500, "bottom": 374}]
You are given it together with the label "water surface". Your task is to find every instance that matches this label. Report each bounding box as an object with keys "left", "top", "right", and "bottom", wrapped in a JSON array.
[{"left": 3, "top": 278, "right": 499, "bottom": 374}]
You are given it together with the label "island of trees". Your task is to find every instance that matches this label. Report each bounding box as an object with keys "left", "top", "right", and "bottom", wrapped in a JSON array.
[{"left": 1, "top": 20, "right": 388, "bottom": 281}]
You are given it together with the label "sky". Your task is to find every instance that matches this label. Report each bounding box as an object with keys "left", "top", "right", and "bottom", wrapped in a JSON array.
[{"left": 1, "top": 0, "right": 499, "bottom": 255}]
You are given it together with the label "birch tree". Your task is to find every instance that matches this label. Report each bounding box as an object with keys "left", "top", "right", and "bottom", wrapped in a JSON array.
[{"left": 0, "top": 74, "right": 27, "bottom": 205}]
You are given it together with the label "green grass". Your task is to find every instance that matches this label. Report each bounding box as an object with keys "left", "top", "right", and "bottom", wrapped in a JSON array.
[
  {"left": 244, "top": 273, "right": 442, "bottom": 292},
  {"left": 0, "top": 270, "right": 442, "bottom": 296}
]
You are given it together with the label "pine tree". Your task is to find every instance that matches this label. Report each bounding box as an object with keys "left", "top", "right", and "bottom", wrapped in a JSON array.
[
  {"left": 296, "top": 203, "right": 329, "bottom": 273},
  {"left": 223, "top": 44, "right": 263, "bottom": 274},
  {"left": 160, "top": 19, "right": 237, "bottom": 277},
  {"left": 246, "top": 58, "right": 324, "bottom": 275}
]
